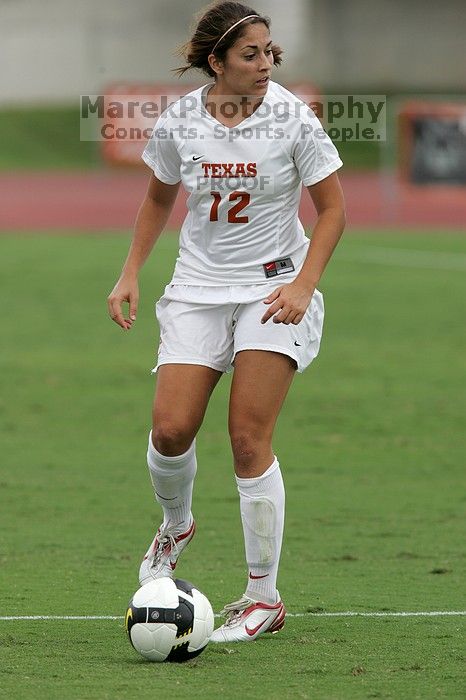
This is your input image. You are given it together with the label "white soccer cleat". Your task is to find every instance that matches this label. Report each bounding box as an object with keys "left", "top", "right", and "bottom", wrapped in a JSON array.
[
  {"left": 210, "top": 595, "right": 286, "bottom": 643},
  {"left": 138, "top": 519, "right": 196, "bottom": 586}
]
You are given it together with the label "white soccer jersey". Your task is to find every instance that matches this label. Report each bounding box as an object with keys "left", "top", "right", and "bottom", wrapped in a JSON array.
[{"left": 142, "top": 80, "right": 342, "bottom": 286}]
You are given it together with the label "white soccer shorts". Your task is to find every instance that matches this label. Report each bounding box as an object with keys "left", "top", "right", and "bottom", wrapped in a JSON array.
[{"left": 152, "top": 287, "right": 324, "bottom": 374}]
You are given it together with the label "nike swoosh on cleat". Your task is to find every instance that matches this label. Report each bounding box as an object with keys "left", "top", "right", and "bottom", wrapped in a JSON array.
[
  {"left": 249, "top": 573, "right": 269, "bottom": 579},
  {"left": 245, "top": 618, "right": 270, "bottom": 637}
]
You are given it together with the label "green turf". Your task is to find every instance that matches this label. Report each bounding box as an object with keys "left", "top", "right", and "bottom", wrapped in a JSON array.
[
  {"left": 0, "top": 230, "right": 465, "bottom": 699},
  {"left": 0, "top": 107, "right": 99, "bottom": 170},
  {"left": 0, "top": 106, "right": 379, "bottom": 171}
]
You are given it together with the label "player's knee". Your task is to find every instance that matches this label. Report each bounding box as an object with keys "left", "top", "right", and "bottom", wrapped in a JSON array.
[
  {"left": 152, "top": 420, "right": 195, "bottom": 456},
  {"left": 229, "top": 429, "right": 264, "bottom": 472}
]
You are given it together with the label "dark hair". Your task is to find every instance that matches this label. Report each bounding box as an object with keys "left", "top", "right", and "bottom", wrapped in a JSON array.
[{"left": 174, "top": 1, "right": 283, "bottom": 78}]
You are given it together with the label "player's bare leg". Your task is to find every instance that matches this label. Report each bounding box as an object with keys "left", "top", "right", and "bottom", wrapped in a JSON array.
[
  {"left": 228, "top": 349, "right": 295, "bottom": 478},
  {"left": 140, "top": 364, "right": 221, "bottom": 585},
  {"left": 211, "top": 350, "right": 295, "bottom": 641},
  {"left": 152, "top": 363, "right": 221, "bottom": 454}
]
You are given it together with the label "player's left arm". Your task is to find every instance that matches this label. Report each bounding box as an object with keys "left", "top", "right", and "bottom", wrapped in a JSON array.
[{"left": 262, "top": 172, "right": 346, "bottom": 325}]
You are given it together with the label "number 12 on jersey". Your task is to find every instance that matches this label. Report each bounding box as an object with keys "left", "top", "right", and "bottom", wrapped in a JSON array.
[{"left": 209, "top": 191, "right": 250, "bottom": 224}]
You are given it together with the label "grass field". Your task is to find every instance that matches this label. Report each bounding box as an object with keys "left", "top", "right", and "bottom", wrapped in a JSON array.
[
  {"left": 0, "top": 230, "right": 465, "bottom": 699},
  {"left": 0, "top": 108, "right": 98, "bottom": 171}
]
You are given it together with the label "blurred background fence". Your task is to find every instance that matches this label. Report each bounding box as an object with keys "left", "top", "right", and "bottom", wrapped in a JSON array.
[
  {"left": 0, "top": 0, "right": 465, "bottom": 230},
  {"left": 1, "top": 0, "right": 466, "bottom": 103}
]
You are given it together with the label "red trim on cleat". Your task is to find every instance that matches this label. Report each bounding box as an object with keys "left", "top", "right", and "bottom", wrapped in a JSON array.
[
  {"left": 211, "top": 597, "right": 286, "bottom": 642},
  {"left": 150, "top": 519, "right": 196, "bottom": 558},
  {"left": 139, "top": 519, "right": 196, "bottom": 585},
  {"left": 245, "top": 617, "right": 270, "bottom": 637},
  {"left": 268, "top": 604, "right": 286, "bottom": 633}
]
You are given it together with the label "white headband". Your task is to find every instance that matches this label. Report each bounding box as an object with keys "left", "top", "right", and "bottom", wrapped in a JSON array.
[{"left": 211, "top": 14, "right": 260, "bottom": 53}]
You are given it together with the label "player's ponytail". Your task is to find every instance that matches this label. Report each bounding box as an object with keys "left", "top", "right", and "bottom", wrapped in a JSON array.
[{"left": 173, "top": 1, "right": 283, "bottom": 78}]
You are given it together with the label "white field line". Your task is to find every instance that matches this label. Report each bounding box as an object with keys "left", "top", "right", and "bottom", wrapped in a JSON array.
[
  {"left": 0, "top": 611, "right": 465, "bottom": 622},
  {"left": 339, "top": 246, "right": 466, "bottom": 271}
]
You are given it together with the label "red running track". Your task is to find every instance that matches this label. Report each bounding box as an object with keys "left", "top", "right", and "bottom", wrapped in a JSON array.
[{"left": 0, "top": 169, "right": 465, "bottom": 231}]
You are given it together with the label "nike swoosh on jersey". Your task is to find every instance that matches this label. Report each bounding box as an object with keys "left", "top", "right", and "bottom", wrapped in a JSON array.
[
  {"left": 294, "top": 341, "right": 301, "bottom": 346},
  {"left": 192, "top": 155, "right": 204, "bottom": 161}
]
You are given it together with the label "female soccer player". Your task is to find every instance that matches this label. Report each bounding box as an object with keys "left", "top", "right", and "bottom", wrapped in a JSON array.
[{"left": 108, "top": 1, "right": 345, "bottom": 643}]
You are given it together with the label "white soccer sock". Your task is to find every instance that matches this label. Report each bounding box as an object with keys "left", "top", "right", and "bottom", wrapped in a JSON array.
[
  {"left": 147, "top": 431, "right": 197, "bottom": 533},
  {"left": 235, "top": 457, "right": 285, "bottom": 605}
]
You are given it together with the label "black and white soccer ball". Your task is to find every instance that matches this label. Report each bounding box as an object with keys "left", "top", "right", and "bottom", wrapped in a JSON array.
[{"left": 125, "top": 577, "right": 214, "bottom": 662}]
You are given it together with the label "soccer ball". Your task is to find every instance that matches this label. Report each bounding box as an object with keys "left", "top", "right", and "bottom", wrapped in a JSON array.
[{"left": 125, "top": 577, "right": 214, "bottom": 662}]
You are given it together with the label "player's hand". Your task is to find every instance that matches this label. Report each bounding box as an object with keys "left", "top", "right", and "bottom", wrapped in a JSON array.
[
  {"left": 261, "top": 281, "right": 314, "bottom": 325},
  {"left": 107, "top": 275, "right": 139, "bottom": 330}
]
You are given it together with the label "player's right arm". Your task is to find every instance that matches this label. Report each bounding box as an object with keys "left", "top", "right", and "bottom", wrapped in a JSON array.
[{"left": 107, "top": 173, "right": 180, "bottom": 330}]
